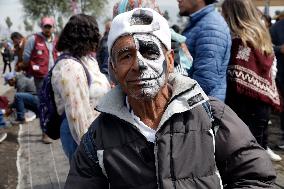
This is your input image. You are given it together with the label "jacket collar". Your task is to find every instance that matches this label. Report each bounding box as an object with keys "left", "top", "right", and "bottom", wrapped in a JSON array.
[
  {"left": 185, "top": 4, "right": 215, "bottom": 29},
  {"left": 96, "top": 74, "right": 209, "bottom": 130}
]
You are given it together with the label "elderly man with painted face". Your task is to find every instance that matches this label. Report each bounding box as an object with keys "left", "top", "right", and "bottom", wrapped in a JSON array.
[{"left": 65, "top": 8, "right": 275, "bottom": 189}]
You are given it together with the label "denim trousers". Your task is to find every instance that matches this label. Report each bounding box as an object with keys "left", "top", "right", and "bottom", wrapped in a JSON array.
[
  {"left": 60, "top": 116, "right": 78, "bottom": 162},
  {"left": 226, "top": 95, "right": 270, "bottom": 149},
  {"left": 12, "top": 92, "right": 39, "bottom": 121},
  {"left": 0, "top": 111, "right": 5, "bottom": 127}
]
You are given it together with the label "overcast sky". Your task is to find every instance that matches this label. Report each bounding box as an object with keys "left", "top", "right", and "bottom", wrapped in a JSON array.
[
  {"left": 0, "top": 0, "right": 179, "bottom": 34},
  {"left": 0, "top": 0, "right": 283, "bottom": 36}
]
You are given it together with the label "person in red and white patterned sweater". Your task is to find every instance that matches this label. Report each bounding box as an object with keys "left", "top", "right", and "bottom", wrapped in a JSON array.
[{"left": 222, "top": 0, "right": 282, "bottom": 161}]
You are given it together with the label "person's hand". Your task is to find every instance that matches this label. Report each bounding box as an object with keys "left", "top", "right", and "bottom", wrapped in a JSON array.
[
  {"left": 16, "top": 62, "right": 28, "bottom": 71},
  {"left": 280, "top": 44, "right": 284, "bottom": 54},
  {"left": 4, "top": 107, "right": 13, "bottom": 117},
  {"left": 15, "top": 62, "right": 21, "bottom": 72},
  {"left": 110, "top": 82, "right": 116, "bottom": 89}
]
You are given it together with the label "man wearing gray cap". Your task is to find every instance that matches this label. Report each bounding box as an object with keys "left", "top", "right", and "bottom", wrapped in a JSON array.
[
  {"left": 4, "top": 72, "right": 38, "bottom": 125},
  {"left": 65, "top": 8, "right": 275, "bottom": 189}
]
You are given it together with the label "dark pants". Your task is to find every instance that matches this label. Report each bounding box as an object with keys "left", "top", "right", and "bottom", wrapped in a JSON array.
[
  {"left": 277, "top": 81, "right": 284, "bottom": 140},
  {"left": 12, "top": 92, "right": 39, "bottom": 121},
  {"left": 2, "top": 61, "right": 11, "bottom": 74},
  {"left": 34, "top": 77, "right": 44, "bottom": 95},
  {"left": 226, "top": 95, "right": 270, "bottom": 149}
]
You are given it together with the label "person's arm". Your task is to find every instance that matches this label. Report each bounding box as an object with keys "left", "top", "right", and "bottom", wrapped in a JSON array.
[
  {"left": 96, "top": 39, "right": 103, "bottom": 66},
  {"left": 272, "top": 43, "right": 284, "bottom": 55},
  {"left": 65, "top": 138, "right": 108, "bottom": 189},
  {"left": 270, "top": 26, "right": 284, "bottom": 55},
  {"left": 53, "top": 59, "right": 98, "bottom": 144},
  {"left": 271, "top": 56, "right": 277, "bottom": 80},
  {"left": 210, "top": 97, "right": 276, "bottom": 188},
  {"left": 189, "top": 26, "right": 231, "bottom": 100},
  {"left": 23, "top": 35, "right": 35, "bottom": 65}
]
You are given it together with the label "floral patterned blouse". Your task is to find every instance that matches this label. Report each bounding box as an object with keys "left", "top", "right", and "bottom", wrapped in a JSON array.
[{"left": 51, "top": 55, "right": 110, "bottom": 144}]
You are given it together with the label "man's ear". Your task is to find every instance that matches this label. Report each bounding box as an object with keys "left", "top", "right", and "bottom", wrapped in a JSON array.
[
  {"left": 109, "top": 58, "right": 116, "bottom": 73},
  {"left": 166, "top": 50, "right": 175, "bottom": 73},
  {"left": 108, "top": 58, "right": 119, "bottom": 85}
]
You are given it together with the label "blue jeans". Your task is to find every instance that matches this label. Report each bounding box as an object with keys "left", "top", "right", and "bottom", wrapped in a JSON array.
[
  {"left": 0, "top": 111, "right": 5, "bottom": 127},
  {"left": 60, "top": 116, "right": 78, "bottom": 162},
  {"left": 12, "top": 92, "right": 39, "bottom": 121}
]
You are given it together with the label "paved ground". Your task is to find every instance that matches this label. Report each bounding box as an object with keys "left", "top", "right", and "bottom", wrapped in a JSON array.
[
  {"left": 17, "top": 119, "right": 69, "bottom": 189},
  {"left": 1, "top": 59, "right": 284, "bottom": 188},
  {"left": 0, "top": 60, "right": 69, "bottom": 189},
  {"left": 269, "top": 113, "right": 284, "bottom": 189},
  {"left": 0, "top": 116, "right": 69, "bottom": 189}
]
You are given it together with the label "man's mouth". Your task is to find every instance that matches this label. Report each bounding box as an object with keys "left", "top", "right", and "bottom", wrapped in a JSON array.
[
  {"left": 127, "top": 70, "right": 164, "bottom": 83},
  {"left": 127, "top": 79, "right": 155, "bottom": 88},
  {"left": 128, "top": 76, "right": 157, "bottom": 83}
]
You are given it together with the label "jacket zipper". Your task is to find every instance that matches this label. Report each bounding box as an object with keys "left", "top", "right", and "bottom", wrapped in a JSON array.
[
  {"left": 154, "top": 135, "right": 162, "bottom": 189},
  {"left": 170, "top": 120, "right": 177, "bottom": 189}
]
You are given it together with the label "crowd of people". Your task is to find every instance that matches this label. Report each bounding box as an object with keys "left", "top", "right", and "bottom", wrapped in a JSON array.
[{"left": 0, "top": 0, "right": 284, "bottom": 188}]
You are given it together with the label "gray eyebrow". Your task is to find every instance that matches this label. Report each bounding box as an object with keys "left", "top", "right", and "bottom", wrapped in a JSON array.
[
  {"left": 113, "top": 45, "right": 136, "bottom": 57},
  {"left": 116, "top": 47, "right": 133, "bottom": 55},
  {"left": 111, "top": 45, "right": 136, "bottom": 62}
]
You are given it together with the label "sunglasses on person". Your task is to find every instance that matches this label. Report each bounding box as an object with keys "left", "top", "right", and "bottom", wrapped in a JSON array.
[{"left": 43, "top": 25, "right": 53, "bottom": 29}]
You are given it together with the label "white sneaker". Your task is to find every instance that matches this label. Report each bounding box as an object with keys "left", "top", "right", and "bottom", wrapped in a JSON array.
[
  {"left": 277, "top": 140, "right": 284, "bottom": 149},
  {"left": 25, "top": 111, "right": 36, "bottom": 122},
  {"left": 0, "top": 133, "right": 7, "bottom": 143},
  {"left": 266, "top": 147, "right": 282, "bottom": 162}
]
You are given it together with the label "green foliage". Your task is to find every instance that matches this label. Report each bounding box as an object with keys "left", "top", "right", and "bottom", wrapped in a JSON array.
[
  {"left": 79, "top": 0, "right": 106, "bottom": 16},
  {"left": 23, "top": 18, "right": 33, "bottom": 33},
  {"left": 57, "top": 16, "right": 64, "bottom": 32},
  {"left": 5, "top": 17, "right": 13, "bottom": 30},
  {"left": 21, "top": 0, "right": 108, "bottom": 21},
  {"left": 21, "top": 0, "right": 70, "bottom": 20},
  {"left": 163, "top": 10, "right": 170, "bottom": 21}
]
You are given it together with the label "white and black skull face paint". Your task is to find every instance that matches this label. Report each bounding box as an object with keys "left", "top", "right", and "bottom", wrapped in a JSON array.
[{"left": 129, "top": 33, "right": 167, "bottom": 99}]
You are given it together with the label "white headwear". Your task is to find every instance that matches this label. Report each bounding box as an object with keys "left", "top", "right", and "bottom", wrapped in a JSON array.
[{"left": 107, "top": 8, "right": 171, "bottom": 54}]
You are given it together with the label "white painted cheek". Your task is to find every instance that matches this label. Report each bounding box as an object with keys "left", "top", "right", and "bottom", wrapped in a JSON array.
[{"left": 151, "top": 56, "right": 166, "bottom": 74}]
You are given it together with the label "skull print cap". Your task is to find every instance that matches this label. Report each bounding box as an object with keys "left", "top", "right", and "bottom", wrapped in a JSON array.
[{"left": 107, "top": 8, "right": 171, "bottom": 54}]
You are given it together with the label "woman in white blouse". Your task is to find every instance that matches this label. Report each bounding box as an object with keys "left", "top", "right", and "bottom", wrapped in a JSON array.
[{"left": 52, "top": 14, "right": 110, "bottom": 161}]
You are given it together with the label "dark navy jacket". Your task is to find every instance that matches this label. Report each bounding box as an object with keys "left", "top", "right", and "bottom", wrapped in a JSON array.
[{"left": 270, "top": 19, "right": 284, "bottom": 91}]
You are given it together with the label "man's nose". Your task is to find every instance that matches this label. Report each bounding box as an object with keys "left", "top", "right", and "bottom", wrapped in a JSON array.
[{"left": 137, "top": 58, "right": 147, "bottom": 70}]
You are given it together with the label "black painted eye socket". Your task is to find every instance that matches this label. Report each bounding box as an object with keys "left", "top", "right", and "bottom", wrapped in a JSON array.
[
  {"left": 138, "top": 39, "right": 160, "bottom": 60},
  {"left": 130, "top": 9, "right": 153, "bottom": 25}
]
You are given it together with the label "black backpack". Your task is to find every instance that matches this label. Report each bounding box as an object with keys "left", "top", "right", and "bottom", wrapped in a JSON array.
[{"left": 39, "top": 54, "right": 91, "bottom": 140}]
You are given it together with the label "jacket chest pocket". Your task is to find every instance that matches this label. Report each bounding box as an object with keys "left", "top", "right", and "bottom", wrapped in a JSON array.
[
  {"left": 34, "top": 44, "right": 46, "bottom": 55},
  {"left": 156, "top": 112, "right": 216, "bottom": 180}
]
